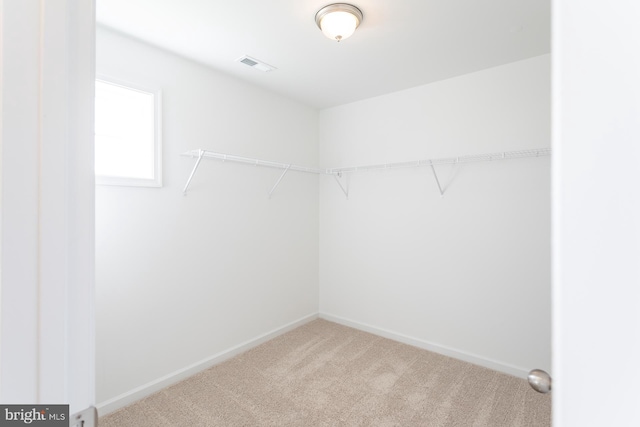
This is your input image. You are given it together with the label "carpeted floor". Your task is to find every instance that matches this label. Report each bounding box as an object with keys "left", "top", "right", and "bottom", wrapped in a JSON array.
[{"left": 99, "top": 319, "right": 551, "bottom": 426}]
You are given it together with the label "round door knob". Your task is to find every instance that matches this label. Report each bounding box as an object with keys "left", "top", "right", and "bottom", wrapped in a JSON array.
[{"left": 528, "top": 369, "right": 552, "bottom": 393}]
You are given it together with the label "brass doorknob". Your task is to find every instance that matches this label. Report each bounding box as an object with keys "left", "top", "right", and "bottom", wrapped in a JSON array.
[{"left": 528, "top": 369, "right": 552, "bottom": 393}]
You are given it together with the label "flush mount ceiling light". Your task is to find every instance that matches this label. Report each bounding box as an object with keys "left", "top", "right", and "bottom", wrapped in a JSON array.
[{"left": 315, "top": 3, "right": 363, "bottom": 42}]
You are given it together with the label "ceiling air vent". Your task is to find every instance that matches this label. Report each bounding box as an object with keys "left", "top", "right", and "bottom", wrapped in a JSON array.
[{"left": 236, "top": 55, "right": 276, "bottom": 72}]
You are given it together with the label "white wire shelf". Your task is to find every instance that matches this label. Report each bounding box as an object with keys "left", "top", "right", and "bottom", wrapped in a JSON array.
[
  {"left": 181, "top": 147, "right": 551, "bottom": 197},
  {"left": 325, "top": 148, "right": 551, "bottom": 174},
  {"left": 181, "top": 149, "right": 324, "bottom": 174}
]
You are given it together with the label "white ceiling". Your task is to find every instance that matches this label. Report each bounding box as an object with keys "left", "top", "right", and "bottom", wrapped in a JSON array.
[{"left": 96, "top": 0, "right": 550, "bottom": 109}]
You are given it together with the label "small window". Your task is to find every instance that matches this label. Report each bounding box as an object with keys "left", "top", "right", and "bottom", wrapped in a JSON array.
[{"left": 95, "top": 77, "right": 162, "bottom": 187}]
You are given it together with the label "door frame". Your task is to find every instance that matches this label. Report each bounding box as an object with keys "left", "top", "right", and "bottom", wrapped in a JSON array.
[{"left": 0, "top": 0, "right": 96, "bottom": 418}]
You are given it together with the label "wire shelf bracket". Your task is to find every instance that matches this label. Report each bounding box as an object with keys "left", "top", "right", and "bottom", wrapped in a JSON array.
[
  {"left": 182, "top": 149, "right": 205, "bottom": 195},
  {"left": 333, "top": 173, "right": 350, "bottom": 200},
  {"left": 429, "top": 162, "right": 459, "bottom": 197},
  {"left": 268, "top": 164, "right": 291, "bottom": 199},
  {"left": 430, "top": 164, "right": 445, "bottom": 197}
]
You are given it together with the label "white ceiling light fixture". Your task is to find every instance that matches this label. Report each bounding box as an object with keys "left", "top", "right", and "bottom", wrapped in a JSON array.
[{"left": 315, "top": 3, "right": 363, "bottom": 42}]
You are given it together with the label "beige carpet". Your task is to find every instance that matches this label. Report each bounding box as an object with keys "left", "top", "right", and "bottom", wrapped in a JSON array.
[{"left": 100, "top": 319, "right": 551, "bottom": 426}]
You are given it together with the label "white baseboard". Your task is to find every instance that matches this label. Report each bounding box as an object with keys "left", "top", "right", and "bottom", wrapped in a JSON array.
[
  {"left": 319, "top": 312, "right": 528, "bottom": 379},
  {"left": 98, "top": 311, "right": 528, "bottom": 417},
  {"left": 97, "top": 312, "right": 319, "bottom": 416}
]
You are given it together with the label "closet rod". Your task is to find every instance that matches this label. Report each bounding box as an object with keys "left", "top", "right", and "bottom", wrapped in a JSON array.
[
  {"left": 181, "top": 149, "right": 325, "bottom": 195},
  {"left": 181, "top": 147, "right": 551, "bottom": 195},
  {"left": 325, "top": 148, "right": 551, "bottom": 174},
  {"left": 181, "top": 150, "right": 324, "bottom": 174}
]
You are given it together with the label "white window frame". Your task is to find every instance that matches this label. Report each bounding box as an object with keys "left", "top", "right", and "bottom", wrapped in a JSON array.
[{"left": 95, "top": 75, "right": 162, "bottom": 187}]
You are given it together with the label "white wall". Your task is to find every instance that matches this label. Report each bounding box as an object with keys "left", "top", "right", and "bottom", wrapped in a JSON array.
[
  {"left": 319, "top": 55, "right": 551, "bottom": 376},
  {"left": 95, "top": 27, "right": 319, "bottom": 409}
]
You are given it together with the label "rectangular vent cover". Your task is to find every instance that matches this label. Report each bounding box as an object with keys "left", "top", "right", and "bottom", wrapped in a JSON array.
[
  {"left": 236, "top": 55, "right": 276, "bottom": 72},
  {"left": 240, "top": 57, "right": 258, "bottom": 67}
]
